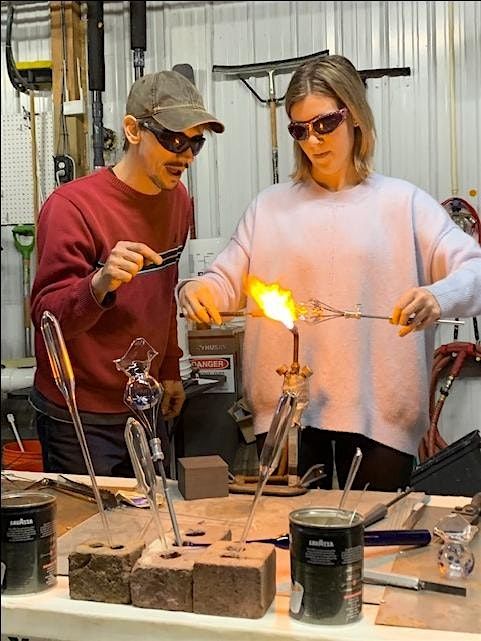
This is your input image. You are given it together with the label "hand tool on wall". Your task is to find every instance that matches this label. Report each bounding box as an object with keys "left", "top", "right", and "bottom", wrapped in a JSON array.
[
  {"left": 212, "top": 50, "right": 329, "bottom": 184},
  {"left": 12, "top": 224, "right": 35, "bottom": 357},
  {"left": 211, "top": 56, "right": 410, "bottom": 185}
]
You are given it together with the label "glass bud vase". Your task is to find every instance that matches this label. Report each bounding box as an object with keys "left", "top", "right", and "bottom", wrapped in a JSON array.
[{"left": 114, "top": 337, "right": 163, "bottom": 440}]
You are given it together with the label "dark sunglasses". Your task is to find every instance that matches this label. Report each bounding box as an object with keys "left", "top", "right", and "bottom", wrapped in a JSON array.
[
  {"left": 139, "top": 120, "right": 205, "bottom": 155},
  {"left": 288, "top": 108, "right": 348, "bottom": 141}
]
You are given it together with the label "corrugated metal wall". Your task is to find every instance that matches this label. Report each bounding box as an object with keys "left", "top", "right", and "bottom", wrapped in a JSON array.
[
  {"left": 2, "top": 2, "right": 480, "bottom": 236},
  {"left": 1, "top": 1, "right": 479, "bottom": 440}
]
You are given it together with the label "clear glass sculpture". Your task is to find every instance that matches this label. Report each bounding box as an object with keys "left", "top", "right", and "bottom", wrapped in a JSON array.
[
  {"left": 114, "top": 339, "right": 183, "bottom": 546},
  {"left": 435, "top": 513, "right": 477, "bottom": 579},
  {"left": 437, "top": 540, "right": 475, "bottom": 579},
  {"left": 114, "top": 337, "right": 163, "bottom": 440}
]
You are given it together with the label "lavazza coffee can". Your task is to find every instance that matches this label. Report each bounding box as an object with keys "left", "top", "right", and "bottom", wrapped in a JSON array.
[
  {"left": 1, "top": 491, "right": 57, "bottom": 595},
  {"left": 289, "top": 507, "right": 364, "bottom": 625}
]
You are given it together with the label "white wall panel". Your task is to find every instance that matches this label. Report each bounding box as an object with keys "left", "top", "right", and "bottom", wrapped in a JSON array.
[{"left": 1, "top": 2, "right": 480, "bottom": 447}]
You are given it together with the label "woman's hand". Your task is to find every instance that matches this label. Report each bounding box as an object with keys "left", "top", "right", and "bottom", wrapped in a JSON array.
[{"left": 391, "top": 287, "right": 441, "bottom": 336}]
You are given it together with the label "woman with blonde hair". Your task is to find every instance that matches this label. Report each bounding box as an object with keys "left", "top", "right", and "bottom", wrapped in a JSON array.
[{"left": 179, "top": 55, "right": 481, "bottom": 491}]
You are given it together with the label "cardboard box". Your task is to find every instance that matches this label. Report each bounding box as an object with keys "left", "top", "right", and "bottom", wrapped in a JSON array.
[{"left": 177, "top": 455, "right": 229, "bottom": 500}]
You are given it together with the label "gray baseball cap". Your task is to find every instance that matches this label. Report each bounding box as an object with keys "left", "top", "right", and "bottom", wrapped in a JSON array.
[{"left": 126, "top": 70, "right": 225, "bottom": 133}]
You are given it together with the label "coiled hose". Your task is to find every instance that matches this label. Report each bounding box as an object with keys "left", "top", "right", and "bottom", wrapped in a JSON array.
[{"left": 419, "top": 341, "right": 481, "bottom": 462}]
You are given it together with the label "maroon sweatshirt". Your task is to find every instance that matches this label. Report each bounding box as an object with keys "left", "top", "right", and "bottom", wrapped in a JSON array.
[{"left": 31, "top": 167, "right": 190, "bottom": 415}]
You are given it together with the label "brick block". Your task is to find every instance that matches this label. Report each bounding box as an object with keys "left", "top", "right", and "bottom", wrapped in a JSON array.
[
  {"left": 69, "top": 539, "right": 144, "bottom": 604},
  {"left": 193, "top": 541, "right": 276, "bottom": 618},
  {"left": 130, "top": 542, "right": 204, "bottom": 611},
  {"left": 177, "top": 455, "right": 229, "bottom": 500},
  {"left": 179, "top": 522, "right": 232, "bottom": 548}
]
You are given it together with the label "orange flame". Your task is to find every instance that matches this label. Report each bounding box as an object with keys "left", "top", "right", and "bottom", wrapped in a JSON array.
[{"left": 245, "top": 276, "right": 297, "bottom": 329}]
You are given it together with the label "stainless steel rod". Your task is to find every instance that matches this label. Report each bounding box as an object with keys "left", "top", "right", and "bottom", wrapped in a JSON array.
[{"left": 359, "top": 314, "right": 464, "bottom": 325}]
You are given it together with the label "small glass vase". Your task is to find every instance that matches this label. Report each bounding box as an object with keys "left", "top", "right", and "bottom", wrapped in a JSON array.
[{"left": 114, "top": 337, "right": 163, "bottom": 440}]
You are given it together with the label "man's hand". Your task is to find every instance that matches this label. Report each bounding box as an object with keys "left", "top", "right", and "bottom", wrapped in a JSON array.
[
  {"left": 179, "top": 281, "right": 222, "bottom": 325},
  {"left": 91, "top": 241, "right": 162, "bottom": 304},
  {"left": 160, "top": 379, "right": 186, "bottom": 420},
  {"left": 391, "top": 287, "right": 441, "bottom": 337}
]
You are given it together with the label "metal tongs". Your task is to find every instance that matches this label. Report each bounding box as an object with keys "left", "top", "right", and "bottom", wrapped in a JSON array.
[{"left": 25, "top": 475, "right": 119, "bottom": 509}]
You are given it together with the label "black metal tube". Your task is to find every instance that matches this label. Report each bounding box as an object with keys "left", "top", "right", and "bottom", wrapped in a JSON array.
[
  {"left": 87, "top": 2, "right": 105, "bottom": 91},
  {"left": 130, "top": 1, "right": 146, "bottom": 79},
  {"left": 130, "top": 1, "right": 146, "bottom": 50},
  {"left": 87, "top": 2, "right": 105, "bottom": 168},
  {"left": 91, "top": 90, "right": 104, "bottom": 169}
]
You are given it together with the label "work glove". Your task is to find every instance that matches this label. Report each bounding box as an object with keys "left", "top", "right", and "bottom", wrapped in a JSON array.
[
  {"left": 179, "top": 281, "right": 222, "bottom": 326},
  {"left": 160, "top": 379, "right": 186, "bottom": 420},
  {"left": 391, "top": 287, "right": 441, "bottom": 337}
]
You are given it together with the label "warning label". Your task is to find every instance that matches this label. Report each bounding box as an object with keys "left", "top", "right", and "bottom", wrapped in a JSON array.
[{"left": 190, "top": 354, "right": 235, "bottom": 393}]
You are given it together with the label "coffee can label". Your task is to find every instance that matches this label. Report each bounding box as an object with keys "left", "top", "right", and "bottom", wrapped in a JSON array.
[
  {"left": 1, "top": 492, "right": 57, "bottom": 595},
  {"left": 289, "top": 507, "right": 363, "bottom": 625}
]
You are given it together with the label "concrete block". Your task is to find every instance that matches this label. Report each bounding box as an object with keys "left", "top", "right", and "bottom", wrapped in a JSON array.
[
  {"left": 179, "top": 522, "right": 232, "bottom": 548},
  {"left": 130, "top": 542, "right": 204, "bottom": 611},
  {"left": 177, "top": 455, "right": 229, "bottom": 500},
  {"left": 69, "top": 539, "right": 144, "bottom": 604},
  {"left": 193, "top": 541, "right": 276, "bottom": 618}
]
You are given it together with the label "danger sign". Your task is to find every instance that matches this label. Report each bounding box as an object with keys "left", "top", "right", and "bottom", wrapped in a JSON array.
[
  {"left": 190, "top": 354, "right": 235, "bottom": 393},
  {"left": 191, "top": 358, "right": 230, "bottom": 370}
]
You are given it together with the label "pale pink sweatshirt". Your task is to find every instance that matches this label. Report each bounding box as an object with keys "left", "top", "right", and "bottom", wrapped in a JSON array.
[{"left": 188, "top": 173, "right": 481, "bottom": 455}]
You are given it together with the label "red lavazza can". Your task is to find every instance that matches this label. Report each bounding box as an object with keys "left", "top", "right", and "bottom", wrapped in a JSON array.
[
  {"left": 1, "top": 491, "right": 57, "bottom": 595},
  {"left": 289, "top": 507, "right": 364, "bottom": 625}
]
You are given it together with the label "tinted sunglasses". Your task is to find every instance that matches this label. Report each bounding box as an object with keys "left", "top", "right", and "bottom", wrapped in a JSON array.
[
  {"left": 288, "top": 108, "right": 348, "bottom": 141},
  {"left": 139, "top": 120, "right": 205, "bottom": 155}
]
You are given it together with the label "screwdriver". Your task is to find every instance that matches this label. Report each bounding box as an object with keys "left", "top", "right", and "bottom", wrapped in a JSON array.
[{"left": 362, "top": 488, "right": 414, "bottom": 528}]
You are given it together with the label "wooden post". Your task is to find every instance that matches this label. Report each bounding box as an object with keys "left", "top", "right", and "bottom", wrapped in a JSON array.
[{"left": 50, "top": 1, "right": 89, "bottom": 178}]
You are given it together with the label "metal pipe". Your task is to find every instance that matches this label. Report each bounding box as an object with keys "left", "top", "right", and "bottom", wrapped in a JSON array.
[
  {"left": 87, "top": 1, "right": 105, "bottom": 169},
  {"left": 130, "top": 1, "right": 146, "bottom": 80},
  {"left": 291, "top": 325, "right": 299, "bottom": 365}
]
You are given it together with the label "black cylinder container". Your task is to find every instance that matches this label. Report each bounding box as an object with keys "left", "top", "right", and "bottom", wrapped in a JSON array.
[
  {"left": 1, "top": 492, "right": 57, "bottom": 595},
  {"left": 289, "top": 507, "right": 363, "bottom": 625}
]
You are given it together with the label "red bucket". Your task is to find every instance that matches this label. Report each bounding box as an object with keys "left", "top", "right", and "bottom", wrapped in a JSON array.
[{"left": 2, "top": 439, "right": 44, "bottom": 472}]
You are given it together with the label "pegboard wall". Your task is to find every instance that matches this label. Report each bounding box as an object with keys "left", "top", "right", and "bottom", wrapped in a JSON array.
[{"left": 1, "top": 112, "right": 56, "bottom": 225}]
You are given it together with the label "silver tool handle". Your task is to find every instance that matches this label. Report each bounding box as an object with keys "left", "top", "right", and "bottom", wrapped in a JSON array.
[{"left": 363, "top": 569, "right": 419, "bottom": 589}]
